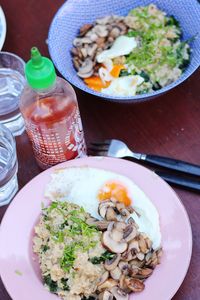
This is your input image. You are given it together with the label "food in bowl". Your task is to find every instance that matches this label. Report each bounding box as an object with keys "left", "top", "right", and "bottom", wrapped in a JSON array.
[
  {"left": 33, "top": 167, "right": 162, "bottom": 299},
  {"left": 71, "top": 4, "right": 191, "bottom": 97}
]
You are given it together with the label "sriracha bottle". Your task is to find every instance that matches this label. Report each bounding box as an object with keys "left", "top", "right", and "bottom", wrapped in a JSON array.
[{"left": 20, "top": 47, "right": 86, "bottom": 169}]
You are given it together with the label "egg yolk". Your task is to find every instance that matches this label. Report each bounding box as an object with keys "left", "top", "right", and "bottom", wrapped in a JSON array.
[{"left": 98, "top": 182, "right": 131, "bottom": 206}]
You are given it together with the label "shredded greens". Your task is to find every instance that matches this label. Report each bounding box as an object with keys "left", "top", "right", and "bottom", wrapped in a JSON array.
[
  {"left": 41, "top": 201, "right": 100, "bottom": 274},
  {"left": 90, "top": 251, "right": 115, "bottom": 265},
  {"left": 123, "top": 4, "right": 192, "bottom": 93},
  {"left": 43, "top": 275, "right": 58, "bottom": 293}
]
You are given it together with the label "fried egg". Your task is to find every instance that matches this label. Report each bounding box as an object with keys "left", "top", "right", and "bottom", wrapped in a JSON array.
[
  {"left": 45, "top": 167, "right": 161, "bottom": 249},
  {"left": 101, "top": 75, "right": 144, "bottom": 96},
  {"left": 96, "top": 36, "right": 137, "bottom": 63}
]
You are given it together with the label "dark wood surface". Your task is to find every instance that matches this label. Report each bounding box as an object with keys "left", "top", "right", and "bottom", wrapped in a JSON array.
[{"left": 0, "top": 1, "right": 200, "bottom": 300}]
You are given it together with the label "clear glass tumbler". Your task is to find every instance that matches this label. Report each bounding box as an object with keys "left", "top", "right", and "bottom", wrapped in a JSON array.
[
  {"left": 0, "top": 52, "right": 26, "bottom": 136},
  {"left": 0, "top": 124, "right": 18, "bottom": 206}
]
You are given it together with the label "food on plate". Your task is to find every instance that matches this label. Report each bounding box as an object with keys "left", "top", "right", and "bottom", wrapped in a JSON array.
[
  {"left": 33, "top": 167, "right": 162, "bottom": 299},
  {"left": 45, "top": 167, "right": 161, "bottom": 249},
  {"left": 71, "top": 4, "right": 191, "bottom": 96}
]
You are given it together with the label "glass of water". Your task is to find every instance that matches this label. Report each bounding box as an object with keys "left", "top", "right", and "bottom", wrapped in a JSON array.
[
  {"left": 0, "top": 52, "right": 26, "bottom": 136},
  {"left": 0, "top": 124, "right": 18, "bottom": 206}
]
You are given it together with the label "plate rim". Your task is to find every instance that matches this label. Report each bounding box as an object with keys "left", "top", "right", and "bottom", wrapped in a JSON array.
[{"left": 0, "top": 157, "right": 193, "bottom": 300}]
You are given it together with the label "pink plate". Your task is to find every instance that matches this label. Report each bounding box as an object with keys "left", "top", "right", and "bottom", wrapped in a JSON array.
[{"left": 0, "top": 157, "right": 192, "bottom": 300}]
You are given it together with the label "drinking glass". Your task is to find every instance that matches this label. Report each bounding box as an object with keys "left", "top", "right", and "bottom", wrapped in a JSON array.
[
  {"left": 0, "top": 124, "right": 18, "bottom": 206},
  {"left": 0, "top": 51, "right": 26, "bottom": 136}
]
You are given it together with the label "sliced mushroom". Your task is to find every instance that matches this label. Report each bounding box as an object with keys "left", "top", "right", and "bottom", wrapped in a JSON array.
[
  {"left": 77, "top": 58, "right": 93, "bottom": 78},
  {"left": 145, "top": 237, "right": 153, "bottom": 250},
  {"left": 118, "top": 261, "right": 129, "bottom": 274},
  {"left": 97, "top": 271, "right": 109, "bottom": 286},
  {"left": 104, "top": 254, "right": 121, "bottom": 271},
  {"left": 94, "top": 25, "right": 109, "bottom": 37},
  {"left": 110, "top": 287, "right": 129, "bottom": 300},
  {"left": 119, "top": 273, "right": 126, "bottom": 290},
  {"left": 138, "top": 268, "right": 153, "bottom": 278},
  {"left": 99, "top": 290, "right": 113, "bottom": 300},
  {"left": 73, "top": 38, "right": 83, "bottom": 47},
  {"left": 116, "top": 22, "right": 127, "bottom": 34},
  {"left": 121, "top": 250, "right": 136, "bottom": 262},
  {"left": 126, "top": 206, "right": 134, "bottom": 214},
  {"left": 145, "top": 251, "right": 152, "bottom": 263},
  {"left": 86, "top": 218, "right": 110, "bottom": 231},
  {"left": 110, "top": 266, "right": 122, "bottom": 280},
  {"left": 79, "top": 24, "right": 93, "bottom": 36},
  {"left": 98, "top": 201, "right": 115, "bottom": 219},
  {"left": 95, "top": 220, "right": 111, "bottom": 231},
  {"left": 71, "top": 47, "right": 79, "bottom": 56},
  {"left": 81, "top": 37, "right": 93, "bottom": 44},
  {"left": 123, "top": 224, "right": 137, "bottom": 242},
  {"left": 81, "top": 47, "right": 88, "bottom": 58},
  {"left": 120, "top": 208, "right": 130, "bottom": 219},
  {"left": 86, "top": 217, "right": 98, "bottom": 226},
  {"left": 87, "top": 32, "right": 98, "bottom": 42},
  {"left": 128, "top": 240, "right": 140, "bottom": 253},
  {"left": 105, "top": 207, "right": 118, "bottom": 221},
  {"left": 149, "top": 256, "right": 158, "bottom": 268},
  {"left": 113, "top": 222, "right": 127, "bottom": 231},
  {"left": 110, "top": 227, "right": 124, "bottom": 243},
  {"left": 129, "top": 265, "right": 139, "bottom": 277},
  {"left": 102, "top": 231, "right": 127, "bottom": 253},
  {"left": 136, "top": 252, "right": 145, "bottom": 261},
  {"left": 77, "top": 70, "right": 93, "bottom": 78},
  {"left": 107, "top": 221, "right": 115, "bottom": 232},
  {"left": 73, "top": 57, "right": 81, "bottom": 70},
  {"left": 130, "top": 259, "right": 145, "bottom": 268},
  {"left": 110, "top": 27, "right": 121, "bottom": 38},
  {"left": 124, "top": 277, "right": 145, "bottom": 293},
  {"left": 79, "top": 58, "right": 93, "bottom": 73},
  {"left": 96, "top": 37, "right": 106, "bottom": 48},
  {"left": 138, "top": 236, "right": 148, "bottom": 254},
  {"left": 97, "top": 278, "right": 118, "bottom": 292},
  {"left": 87, "top": 44, "right": 98, "bottom": 57}
]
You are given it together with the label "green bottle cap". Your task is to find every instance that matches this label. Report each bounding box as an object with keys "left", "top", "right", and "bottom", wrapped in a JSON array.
[{"left": 25, "top": 47, "right": 56, "bottom": 89}]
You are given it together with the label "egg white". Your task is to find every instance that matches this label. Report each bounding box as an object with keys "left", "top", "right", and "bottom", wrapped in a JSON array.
[
  {"left": 45, "top": 166, "right": 161, "bottom": 249},
  {"left": 96, "top": 36, "right": 137, "bottom": 63},
  {"left": 101, "top": 75, "right": 144, "bottom": 97}
]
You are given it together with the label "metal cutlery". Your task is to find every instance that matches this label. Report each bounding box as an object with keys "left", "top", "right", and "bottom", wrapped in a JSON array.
[
  {"left": 89, "top": 139, "right": 200, "bottom": 192},
  {"left": 89, "top": 139, "right": 200, "bottom": 177}
]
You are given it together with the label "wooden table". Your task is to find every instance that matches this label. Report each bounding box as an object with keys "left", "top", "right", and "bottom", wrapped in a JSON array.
[{"left": 0, "top": 1, "right": 199, "bottom": 299}]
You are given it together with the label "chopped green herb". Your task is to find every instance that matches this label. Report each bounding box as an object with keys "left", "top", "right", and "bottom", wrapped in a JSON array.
[
  {"left": 60, "top": 244, "right": 77, "bottom": 272},
  {"left": 68, "top": 216, "right": 98, "bottom": 237},
  {"left": 140, "top": 71, "right": 150, "bottom": 82},
  {"left": 90, "top": 251, "right": 115, "bottom": 264},
  {"left": 45, "top": 224, "right": 51, "bottom": 231},
  {"left": 166, "top": 16, "right": 180, "bottom": 27},
  {"left": 15, "top": 270, "right": 23, "bottom": 276},
  {"left": 52, "top": 231, "right": 64, "bottom": 243},
  {"left": 127, "top": 30, "right": 141, "bottom": 37},
  {"left": 43, "top": 275, "right": 58, "bottom": 293},
  {"left": 60, "top": 220, "right": 69, "bottom": 229},
  {"left": 41, "top": 245, "right": 50, "bottom": 252},
  {"left": 61, "top": 278, "right": 70, "bottom": 291}
]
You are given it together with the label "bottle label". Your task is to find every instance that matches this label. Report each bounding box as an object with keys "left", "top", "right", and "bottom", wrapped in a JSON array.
[{"left": 25, "top": 108, "right": 86, "bottom": 168}]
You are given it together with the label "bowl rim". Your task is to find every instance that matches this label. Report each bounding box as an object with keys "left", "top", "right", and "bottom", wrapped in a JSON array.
[
  {"left": 48, "top": 0, "right": 200, "bottom": 103},
  {"left": 0, "top": 6, "right": 6, "bottom": 51}
]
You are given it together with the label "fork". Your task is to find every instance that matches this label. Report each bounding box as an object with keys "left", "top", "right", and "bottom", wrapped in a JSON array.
[{"left": 89, "top": 139, "right": 200, "bottom": 177}]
